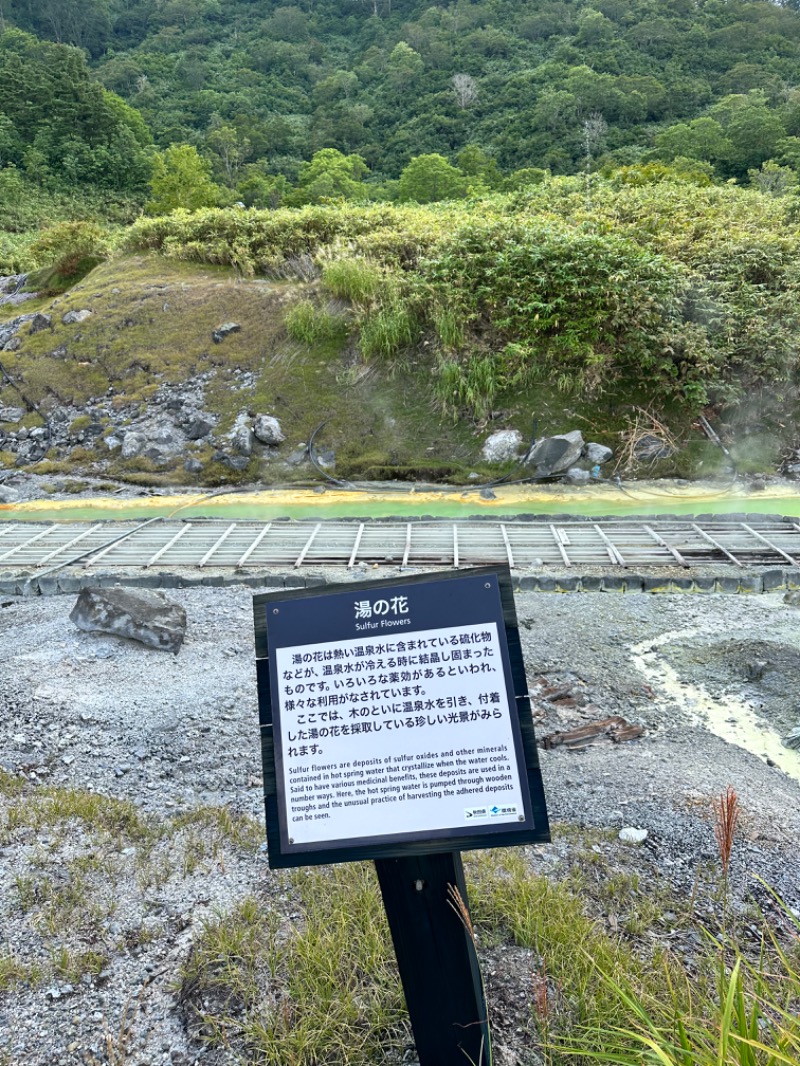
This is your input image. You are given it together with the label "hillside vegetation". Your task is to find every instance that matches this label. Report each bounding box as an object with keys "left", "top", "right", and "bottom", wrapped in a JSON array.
[{"left": 1, "top": 177, "right": 799, "bottom": 485}]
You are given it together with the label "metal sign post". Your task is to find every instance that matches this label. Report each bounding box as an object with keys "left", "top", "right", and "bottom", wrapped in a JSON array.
[{"left": 253, "top": 567, "right": 550, "bottom": 1065}]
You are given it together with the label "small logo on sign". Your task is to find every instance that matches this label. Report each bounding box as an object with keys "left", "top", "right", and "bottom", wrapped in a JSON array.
[
  {"left": 464, "top": 806, "right": 488, "bottom": 819},
  {"left": 490, "top": 804, "right": 518, "bottom": 817}
]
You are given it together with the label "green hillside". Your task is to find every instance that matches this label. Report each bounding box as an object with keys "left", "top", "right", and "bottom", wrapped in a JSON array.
[
  {"left": 1, "top": 178, "right": 798, "bottom": 485},
  {"left": 4, "top": 0, "right": 800, "bottom": 214}
]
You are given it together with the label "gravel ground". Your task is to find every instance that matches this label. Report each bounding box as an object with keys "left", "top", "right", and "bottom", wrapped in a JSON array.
[{"left": 1, "top": 572, "right": 800, "bottom": 1065}]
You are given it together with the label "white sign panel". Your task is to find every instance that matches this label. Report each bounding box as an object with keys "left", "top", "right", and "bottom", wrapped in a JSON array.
[{"left": 274, "top": 621, "right": 528, "bottom": 845}]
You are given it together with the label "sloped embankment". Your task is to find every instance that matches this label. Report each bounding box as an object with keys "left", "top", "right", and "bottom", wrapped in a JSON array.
[{"left": 0, "top": 255, "right": 482, "bottom": 485}]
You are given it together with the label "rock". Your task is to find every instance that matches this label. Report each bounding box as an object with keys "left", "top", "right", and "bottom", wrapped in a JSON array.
[
  {"left": 231, "top": 425, "right": 253, "bottom": 457},
  {"left": 184, "top": 416, "right": 214, "bottom": 441},
  {"left": 253, "top": 414, "right": 285, "bottom": 445},
  {"left": 527, "top": 430, "right": 584, "bottom": 476},
  {"left": 121, "top": 432, "right": 146, "bottom": 459},
  {"left": 70, "top": 587, "right": 187, "bottom": 654},
  {"left": 62, "top": 309, "right": 92, "bottom": 325},
  {"left": 212, "top": 322, "right": 241, "bottom": 343},
  {"left": 784, "top": 727, "right": 800, "bottom": 750},
  {"left": 315, "top": 448, "right": 335, "bottom": 470},
  {"left": 225, "top": 454, "right": 250, "bottom": 471},
  {"left": 29, "top": 312, "right": 52, "bottom": 333},
  {"left": 481, "top": 429, "right": 523, "bottom": 463},
  {"left": 184, "top": 457, "right": 203, "bottom": 474},
  {"left": 2, "top": 336, "right": 21, "bottom": 351},
  {"left": 0, "top": 486, "right": 20, "bottom": 503},
  {"left": 0, "top": 406, "right": 25, "bottom": 424},
  {"left": 584, "top": 442, "right": 613, "bottom": 465},
  {"left": 784, "top": 590, "right": 800, "bottom": 606},
  {"left": 564, "top": 466, "right": 591, "bottom": 484},
  {"left": 50, "top": 345, "right": 68, "bottom": 359},
  {"left": 619, "top": 827, "right": 648, "bottom": 844}
]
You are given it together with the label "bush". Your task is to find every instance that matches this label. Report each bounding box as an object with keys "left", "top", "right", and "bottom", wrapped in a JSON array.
[{"left": 28, "top": 221, "right": 110, "bottom": 277}]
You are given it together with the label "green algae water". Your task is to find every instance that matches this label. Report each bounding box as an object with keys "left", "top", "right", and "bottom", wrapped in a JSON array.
[{"left": 3, "top": 482, "right": 800, "bottom": 522}]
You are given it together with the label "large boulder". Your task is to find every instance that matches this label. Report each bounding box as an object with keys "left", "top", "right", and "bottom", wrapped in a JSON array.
[
  {"left": 121, "top": 431, "right": 146, "bottom": 459},
  {"left": 62, "top": 309, "right": 92, "bottom": 325},
  {"left": 481, "top": 429, "right": 523, "bottom": 463},
  {"left": 584, "top": 442, "right": 613, "bottom": 465},
  {"left": 29, "top": 312, "right": 52, "bottom": 334},
  {"left": 253, "top": 414, "right": 285, "bottom": 445},
  {"left": 70, "top": 587, "right": 187, "bottom": 654},
  {"left": 212, "top": 322, "right": 241, "bottom": 344},
  {"left": 526, "top": 430, "right": 584, "bottom": 477}
]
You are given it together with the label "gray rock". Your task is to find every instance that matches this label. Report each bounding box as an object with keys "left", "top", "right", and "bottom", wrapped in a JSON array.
[
  {"left": 784, "top": 726, "right": 800, "bottom": 750},
  {"left": 225, "top": 454, "right": 250, "bottom": 471},
  {"left": 70, "top": 587, "right": 187, "bottom": 654},
  {"left": 184, "top": 457, "right": 203, "bottom": 474},
  {"left": 481, "top": 429, "right": 523, "bottom": 463},
  {"left": 121, "top": 432, "right": 146, "bottom": 459},
  {"left": 231, "top": 425, "right": 253, "bottom": 457},
  {"left": 584, "top": 442, "right": 613, "bottom": 465},
  {"left": 527, "top": 430, "right": 585, "bottom": 476},
  {"left": 0, "top": 486, "right": 20, "bottom": 503},
  {"left": 253, "top": 414, "right": 285, "bottom": 445},
  {"left": 315, "top": 448, "right": 335, "bottom": 470},
  {"left": 634, "top": 433, "right": 672, "bottom": 461},
  {"left": 0, "top": 406, "right": 24, "bottom": 424},
  {"left": 62, "top": 309, "right": 92, "bottom": 325},
  {"left": 29, "top": 312, "right": 52, "bottom": 333},
  {"left": 2, "top": 336, "right": 21, "bottom": 352},
  {"left": 212, "top": 322, "right": 241, "bottom": 343},
  {"left": 50, "top": 345, "right": 68, "bottom": 359},
  {"left": 619, "top": 827, "right": 648, "bottom": 844},
  {"left": 784, "top": 590, "right": 800, "bottom": 606},
  {"left": 564, "top": 466, "right": 591, "bottom": 484},
  {"left": 184, "top": 416, "right": 214, "bottom": 441}
]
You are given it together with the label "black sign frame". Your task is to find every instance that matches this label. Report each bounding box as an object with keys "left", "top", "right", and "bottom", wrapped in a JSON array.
[{"left": 254, "top": 566, "right": 550, "bottom": 868}]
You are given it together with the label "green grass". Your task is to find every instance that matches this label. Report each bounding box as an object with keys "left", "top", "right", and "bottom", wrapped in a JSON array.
[
  {"left": 285, "top": 298, "right": 351, "bottom": 345},
  {"left": 180, "top": 865, "right": 408, "bottom": 1065}
]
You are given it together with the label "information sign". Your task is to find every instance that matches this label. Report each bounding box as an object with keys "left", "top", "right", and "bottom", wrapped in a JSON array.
[{"left": 254, "top": 567, "right": 549, "bottom": 867}]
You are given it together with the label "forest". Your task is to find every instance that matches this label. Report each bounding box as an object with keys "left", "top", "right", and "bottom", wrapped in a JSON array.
[{"left": 4, "top": 0, "right": 800, "bottom": 222}]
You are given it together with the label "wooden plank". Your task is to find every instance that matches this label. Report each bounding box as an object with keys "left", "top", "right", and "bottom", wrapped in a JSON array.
[
  {"left": 36, "top": 524, "right": 104, "bottom": 566},
  {"left": 593, "top": 524, "right": 626, "bottom": 567},
  {"left": 199, "top": 522, "right": 237, "bottom": 567},
  {"left": 549, "top": 524, "right": 571, "bottom": 567},
  {"left": 500, "top": 523, "right": 515, "bottom": 569},
  {"left": 293, "top": 523, "right": 321, "bottom": 568},
  {"left": 237, "top": 522, "right": 272, "bottom": 567},
  {"left": 0, "top": 525, "right": 59, "bottom": 562},
  {"left": 348, "top": 523, "right": 365, "bottom": 568},
  {"left": 452, "top": 524, "right": 459, "bottom": 568},
  {"left": 0, "top": 524, "right": 20, "bottom": 540},
  {"left": 643, "top": 524, "right": 688, "bottom": 567},
  {"left": 691, "top": 523, "right": 741, "bottom": 567},
  {"left": 144, "top": 524, "right": 191, "bottom": 568},
  {"left": 402, "top": 523, "right": 413, "bottom": 569},
  {"left": 741, "top": 523, "right": 799, "bottom": 566}
]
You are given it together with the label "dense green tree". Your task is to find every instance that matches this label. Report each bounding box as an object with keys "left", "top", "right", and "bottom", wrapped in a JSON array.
[
  {"left": 287, "top": 148, "right": 370, "bottom": 205},
  {"left": 147, "top": 144, "right": 223, "bottom": 214},
  {"left": 0, "top": 28, "right": 151, "bottom": 191},
  {"left": 398, "top": 153, "right": 467, "bottom": 203}
]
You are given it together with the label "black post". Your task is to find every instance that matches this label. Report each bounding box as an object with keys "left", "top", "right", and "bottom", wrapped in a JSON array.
[{"left": 375, "top": 851, "right": 489, "bottom": 1066}]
